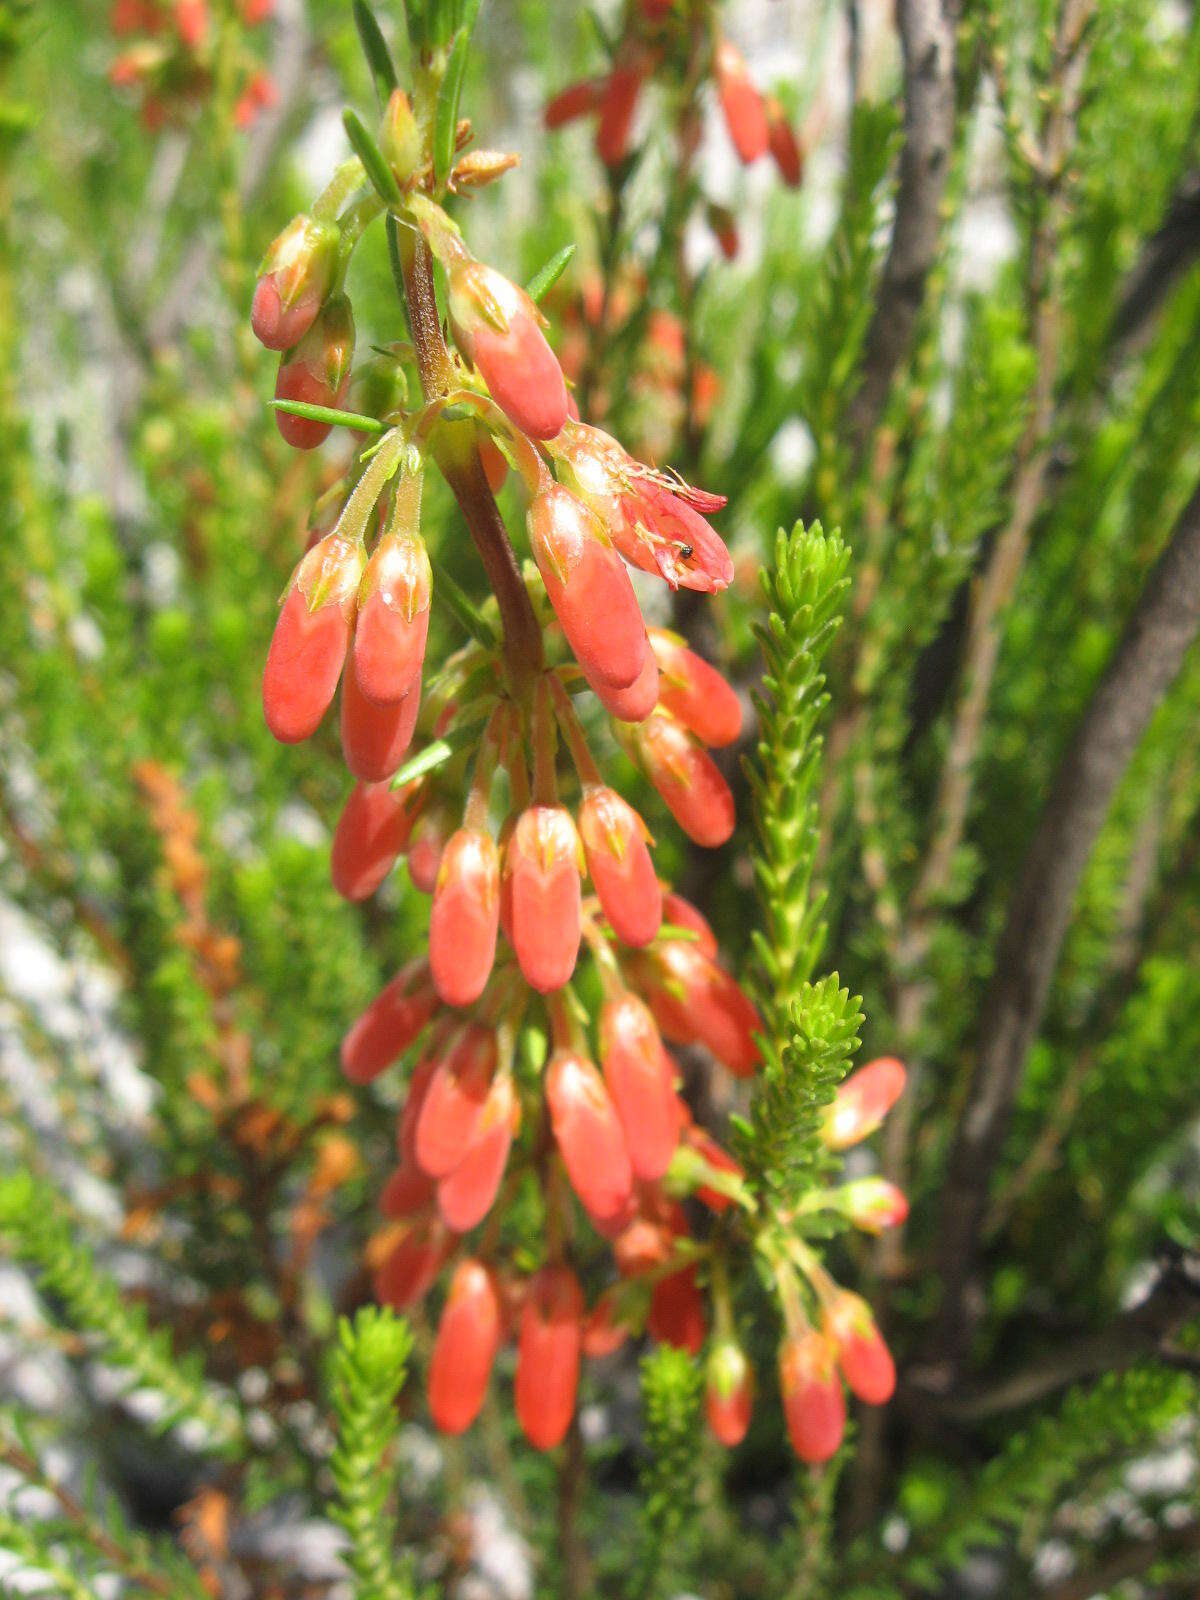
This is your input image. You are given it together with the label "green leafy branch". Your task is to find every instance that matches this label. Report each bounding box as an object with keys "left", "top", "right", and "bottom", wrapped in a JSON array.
[
  {"left": 634, "top": 1345, "right": 703, "bottom": 1600},
  {"left": 0, "top": 1172, "right": 244, "bottom": 1454},
  {"left": 737, "top": 523, "right": 860, "bottom": 1200},
  {"left": 326, "top": 1306, "right": 416, "bottom": 1600}
]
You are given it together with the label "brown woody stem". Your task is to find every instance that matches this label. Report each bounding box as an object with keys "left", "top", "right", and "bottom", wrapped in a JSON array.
[{"left": 389, "top": 216, "right": 544, "bottom": 695}]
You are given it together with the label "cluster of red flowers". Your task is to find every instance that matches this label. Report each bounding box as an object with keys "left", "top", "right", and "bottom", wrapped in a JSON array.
[
  {"left": 251, "top": 70, "right": 903, "bottom": 1461},
  {"left": 108, "top": 0, "right": 275, "bottom": 130},
  {"left": 545, "top": 2, "right": 803, "bottom": 258}
]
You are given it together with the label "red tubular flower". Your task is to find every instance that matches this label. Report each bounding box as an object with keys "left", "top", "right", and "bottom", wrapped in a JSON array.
[
  {"left": 341, "top": 960, "right": 438, "bottom": 1084},
  {"left": 428, "top": 1259, "right": 502, "bottom": 1435},
  {"left": 581, "top": 1287, "right": 631, "bottom": 1358},
  {"left": 648, "top": 1266, "right": 706, "bottom": 1354},
  {"left": 515, "top": 1265, "right": 584, "bottom": 1451},
  {"left": 262, "top": 533, "right": 363, "bottom": 744},
  {"left": 546, "top": 1050, "right": 634, "bottom": 1225},
  {"left": 599, "top": 994, "right": 678, "bottom": 1181},
  {"left": 648, "top": 629, "right": 742, "bottom": 748},
  {"left": 706, "top": 1339, "right": 755, "bottom": 1447},
  {"left": 331, "top": 780, "right": 421, "bottom": 902},
  {"left": 415, "top": 1026, "right": 497, "bottom": 1179},
  {"left": 578, "top": 788, "right": 661, "bottom": 947},
  {"left": 340, "top": 663, "right": 419, "bottom": 782},
  {"left": 554, "top": 422, "right": 733, "bottom": 594},
  {"left": 630, "top": 711, "right": 735, "bottom": 848},
  {"left": 528, "top": 482, "right": 649, "bottom": 693},
  {"left": 682, "top": 1123, "right": 745, "bottom": 1212},
  {"left": 407, "top": 804, "right": 453, "bottom": 894},
  {"left": 779, "top": 1330, "right": 846, "bottom": 1462},
  {"left": 824, "top": 1291, "right": 896, "bottom": 1405},
  {"left": 661, "top": 890, "right": 717, "bottom": 956},
  {"left": 353, "top": 529, "right": 432, "bottom": 706},
  {"left": 436, "top": 1073, "right": 519, "bottom": 1232},
  {"left": 251, "top": 214, "right": 339, "bottom": 351},
  {"left": 838, "top": 1178, "right": 909, "bottom": 1235},
  {"left": 766, "top": 96, "right": 804, "bottom": 187},
  {"left": 274, "top": 296, "right": 355, "bottom": 449},
  {"left": 823, "top": 1057, "right": 907, "bottom": 1150},
  {"left": 379, "top": 1160, "right": 435, "bottom": 1217},
  {"left": 506, "top": 805, "right": 583, "bottom": 993},
  {"left": 448, "top": 261, "right": 568, "bottom": 440},
  {"left": 174, "top": 0, "right": 209, "bottom": 50},
  {"left": 714, "top": 39, "right": 769, "bottom": 163},
  {"left": 591, "top": 651, "right": 659, "bottom": 722},
  {"left": 545, "top": 79, "right": 602, "bottom": 129},
  {"left": 595, "top": 64, "right": 643, "bottom": 167},
  {"left": 635, "top": 939, "right": 762, "bottom": 1076},
  {"left": 477, "top": 433, "right": 509, "bottom": 495},
  {"left": 428, "top": 828, "right": 501, "bottom": 1006},
  {"left": 373, "top": 1217, "right": 453, "bottom": 1310}
]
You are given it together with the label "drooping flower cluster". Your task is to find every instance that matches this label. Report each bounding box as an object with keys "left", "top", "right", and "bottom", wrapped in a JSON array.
[
  {"left": 108, "top": 0, "right": 275, "bottom": 131},
  {"left": 545, "top": 3, "right": 804, "bottom": 258},
  {"left": 250, "top": 47, "right": 904, "bottom": 1462}
]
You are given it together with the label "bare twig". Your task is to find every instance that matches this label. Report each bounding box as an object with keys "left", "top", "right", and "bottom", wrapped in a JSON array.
[
  {"left": 932, "top": 474, "right": 1200, "bottom": 1371},
  {"left": 844, "top": 0, "right": 958, "bottom": 458}
]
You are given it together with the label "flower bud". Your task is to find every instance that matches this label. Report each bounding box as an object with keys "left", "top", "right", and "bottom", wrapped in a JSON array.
[
  {"left": 823, "top": 1057, "right": 907, "bottom": 1150},
  {"left": 581, "top": 1287, "right": 631, "bottom": 1358},
  {"left": 380, "top": 87, "right": 421, "bottom": 181},
  {"left": 648, "top": 629, "right": 742, "bottom": 748},
  {"left": 599, "top": 994, "right": 678, "bottom": 1181},
  {"left": 837, "top": 1178, "right": 909, "bottom": 1235},
  {"left": 528, "top": 483, "right": 649, "bottom": 693},
  {"left": 629, "top": 711, "right": 735, "bottom": 847},
  {"left": 331, "top": 780, "right": 421, "bottom": 901},
  {"left": 635, "top": 940, "right": 762, "bottom": 1076},
  {"left": 436, "top": 1073, "right": 519, "bottom": 1233},
  {"left": 546, "top": 1050, "right": 634, "bottom": 1226},
  {"left": 506, "top": 805, "right": 583, "bottom": 993},
  {"left": 251, "top": 214, "right": 339, "bottom": 351},
  {"left": 706, "top": 1339, "right": 754, "bottom": 1447},
  {"left": 398, "top": 1047, "right": 440, "bottom": 1164},
  {"left": 340, "top": 663, "right": 419, "bottom": 783},
  {"left": 679, "top": 1123, "right": 745, "bottom": 1212},
  {"left": 648, "top": 1266, "right": 705, "bottom": 1354},
  {"left": 428, "top": 1259, "right": 502, "bottom": 1435},
  {"left": 596, "top": 64, "right": 642, "bottom": 167},
  {"left": 779, "top": 1330, "right": 845, "bottom": 1462},
  {"left": 374, "top": 1217, "right": 453, "bottom": 1310},
  {"left": 174, "top": 0, "right": 209, "bottom": 50},
  {"left": 591, "top": 650, "right": 659, "bottom": 722},
  {"left": 766, "top": 97, "right": 803, "bottom": 187},
  {"left": 661, "top": 890, "right": 717, "bottom": 956},
  {"left": 274, "top": 295, "right": 355, "bottom": 449},
  {"left": 408, "top": 803, "right": 453, "bottom": 894},
  {"left": 262, "top": 533, "right": 363, "bottom": 743},
  {"left": 823, "top": 1291, "right": 895, "bottom": 1405},
  {"left": 545, "top": 79, "right": 602, "bottom": 129},
  {"left": 415, "top": 1025, "right": 496, "bottom": 1179},
  {"left": 354, "top": 529, "right": 432, "bottom": 706},
  {"left": 515, "top": 1265, "right": 583, "bottom": 1451},
  {"left": 341, "top": 960, "right": 438, "bottom": 1083},
  {"left": 429, "top": 829, "right": 501, "bottom": 1006},
  {"left": 578, "top": 788, "right": 661, "bottom": 947},
  {"left": 714, "top": 39, "right": 768, "bottom": 163},
  {"left": 448, "top": 261, "right": 568, "bottom": 440},
  {"left": 379, "top": 1159, "right": 435, "bottom": 1218}
]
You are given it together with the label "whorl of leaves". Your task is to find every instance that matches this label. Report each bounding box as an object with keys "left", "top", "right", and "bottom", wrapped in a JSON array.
[
  {"left": 737, "top": 523, "right": 861, "bottom": 1200},
  {"left": 0, "top": 1172, "right": 244, "bottom": 1453},
  {"left": 326, "top": 1306, "right": 415, "bottom": 1600},
  {"left": 635, "top": 1345, "right": 703, "bottom": 1599}
]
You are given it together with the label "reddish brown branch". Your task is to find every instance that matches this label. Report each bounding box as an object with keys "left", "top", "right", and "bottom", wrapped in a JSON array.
[{"left": 933, "top": 475, "right": 1200, "bottom": 1371}]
